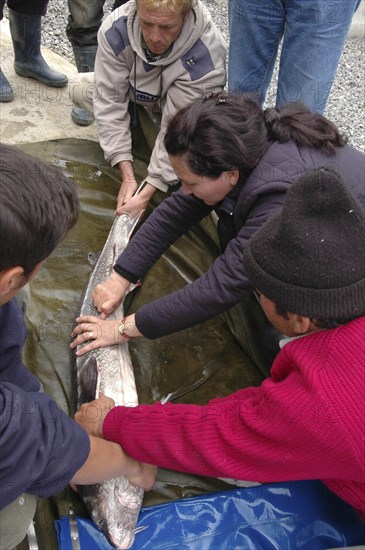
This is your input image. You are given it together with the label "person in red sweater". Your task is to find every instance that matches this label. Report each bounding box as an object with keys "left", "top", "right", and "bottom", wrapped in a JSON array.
[{"left": 75, "top": 167, "right": 365, "bottom": 519}]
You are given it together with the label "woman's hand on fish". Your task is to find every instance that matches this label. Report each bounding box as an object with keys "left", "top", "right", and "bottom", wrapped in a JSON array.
[
  {"left": 74, "top": 394, "right": 115, "bottom": 437},
  {"left": 92, "top": 272, "right": 130, "bottom": 319},
  {"left": 70, "top": 314, "right": 141, "bottom": 356}
]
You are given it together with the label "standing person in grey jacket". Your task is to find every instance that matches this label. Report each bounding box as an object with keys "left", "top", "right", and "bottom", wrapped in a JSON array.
[
  {"left": 70, "top": 93, "right": 365, "bottom": 370},
  {"left": 70, "top": 0, "right": 226, "bottom": 218}
]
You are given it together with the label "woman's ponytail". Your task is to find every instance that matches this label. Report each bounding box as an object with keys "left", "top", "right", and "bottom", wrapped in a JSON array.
[{"left": 264, "top": 103, "right": 347, "bottom": 153}]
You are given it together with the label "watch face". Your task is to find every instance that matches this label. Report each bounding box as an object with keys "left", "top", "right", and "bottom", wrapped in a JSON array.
[{"left": 118, "top": 322, "right": 126, "bottom": 335}]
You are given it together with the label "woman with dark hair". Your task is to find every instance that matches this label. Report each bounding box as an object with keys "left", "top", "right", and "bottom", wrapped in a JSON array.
[{"left": 71, "top": 93, "right": 365, "bottom": 370}]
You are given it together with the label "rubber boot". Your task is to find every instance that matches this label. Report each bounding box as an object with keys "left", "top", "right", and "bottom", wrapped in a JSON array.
[
  {"left": 71, "top": 45, "right": 97, "bottom": 126},
  {"left": 0, "top": 69, "right": 14, "bottom": 102},
  {"left": 8, "top": 9, "right": 68, "bottom": 88}
]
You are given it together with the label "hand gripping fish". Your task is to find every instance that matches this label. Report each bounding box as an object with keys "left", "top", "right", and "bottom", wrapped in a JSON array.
[{"left": 75, "top": 212, "right": 142, "bottom": 549}]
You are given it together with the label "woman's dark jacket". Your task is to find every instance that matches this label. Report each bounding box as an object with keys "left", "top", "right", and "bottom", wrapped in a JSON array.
[{"left": 114, "top": 141, "right": 365, "bottom": 338}]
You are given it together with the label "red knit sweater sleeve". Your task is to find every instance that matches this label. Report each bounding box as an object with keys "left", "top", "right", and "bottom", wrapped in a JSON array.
[{"left": 103, "top": 319, "right": 365, "bottom": 488}]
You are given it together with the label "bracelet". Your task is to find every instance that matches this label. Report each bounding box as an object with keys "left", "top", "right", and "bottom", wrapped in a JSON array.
[{"left": 118, "top": 317, "right": 131, "bottom": 340}]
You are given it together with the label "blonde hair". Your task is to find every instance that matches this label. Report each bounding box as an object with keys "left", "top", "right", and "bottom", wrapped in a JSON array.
[{"left": 137, "top": 0, "right": 193, "bottom": 16}]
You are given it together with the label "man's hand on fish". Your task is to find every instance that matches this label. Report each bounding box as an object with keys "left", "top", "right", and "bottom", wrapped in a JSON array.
[
  {"left": 70, "top": 313, "right": 142, "bottom": 356},
  {"left": 75, "top": 393, "right": 115, "bottom": 437},
  {"left": 116, "top": 182, "right": 156, "bottom": 218},
  {"left": 70, "top": 434, "right": 157, "bottom": 491},
  {"left": 116, "top": 176, "right": 138, "bottom": 214},
  {"left": 74, "top": 395, "right": 157, "bottom": 490},
  {"left": 128, "top": 461, "right": 157, "bottom": 492},
  {"left": 116, "top": 159, "right": 138, "bottom": 211},
  {"left": 93, "top": 271, "right": 130, "bottom": 318}
]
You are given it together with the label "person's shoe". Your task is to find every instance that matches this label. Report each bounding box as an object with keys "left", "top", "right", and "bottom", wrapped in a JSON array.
[
  {"left": 70, "top": 45, "right": 97, "bottom": 126},
  {"left": 9, "top": 9, "right": 68, "bottom": 88},
  {"left": 0, "top": 69, "right": 14, "bottom": 102},
  {"left": 71, "top": 106, "right": 94, "bottom": 126}
]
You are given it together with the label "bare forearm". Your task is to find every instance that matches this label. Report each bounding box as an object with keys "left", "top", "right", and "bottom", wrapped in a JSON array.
[
  {"left": 138, "top": 181, "right": 157, "bottom": 201},
  {"left": 70, "top": 436, "right": 153, "bottom": 488},
  {"left": 117, "top": 160, "right": 135, "bottom": 182}
]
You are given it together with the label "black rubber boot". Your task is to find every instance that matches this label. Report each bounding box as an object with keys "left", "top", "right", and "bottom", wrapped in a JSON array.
[
  {"left": 71, "top": 45, "right": 97, "bottom": 126},
  {"left": 9, "top": 9, "right": 68, "bottom": 88},
  {"left": 0, "top": 69, "right": 14, "bottom": 102}
]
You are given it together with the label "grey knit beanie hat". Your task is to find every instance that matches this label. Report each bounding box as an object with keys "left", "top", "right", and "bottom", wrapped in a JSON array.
[{"left": 244, "top": 167, "right": 365, "bottom": 319}]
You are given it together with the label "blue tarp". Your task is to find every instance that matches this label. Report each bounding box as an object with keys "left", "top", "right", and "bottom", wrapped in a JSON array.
[{"left": 55, "top": 480, "right": 365, "bottom": 549}]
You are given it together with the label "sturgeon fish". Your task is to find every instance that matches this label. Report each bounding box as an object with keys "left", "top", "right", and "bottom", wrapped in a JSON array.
[{"left": 75, "top": 212, "right": 142, "bottom": 549}]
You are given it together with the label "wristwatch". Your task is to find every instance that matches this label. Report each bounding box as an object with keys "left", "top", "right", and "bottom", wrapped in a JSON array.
[{"left": 118, "top": 317, "right": 131, "bottom": 340}]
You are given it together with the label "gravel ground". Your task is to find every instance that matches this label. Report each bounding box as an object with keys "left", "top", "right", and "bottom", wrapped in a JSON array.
[{"left": 38, "top": 0, "right": 365, "bottom": 151}]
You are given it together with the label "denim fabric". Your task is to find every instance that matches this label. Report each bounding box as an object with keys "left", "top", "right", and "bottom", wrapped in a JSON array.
[{"left": 228, "top": 0, "right": 360, "bottom": 113}]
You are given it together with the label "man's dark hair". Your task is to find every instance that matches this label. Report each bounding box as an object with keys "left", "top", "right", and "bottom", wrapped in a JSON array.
[
  {"left": 0, "top": 144, "right": 80, "bottom": 275},
  {"left": 274, "top": 303, "right": 360, "bottom": 329}
]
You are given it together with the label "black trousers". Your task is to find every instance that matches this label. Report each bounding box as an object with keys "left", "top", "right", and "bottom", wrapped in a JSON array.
[
  {"left": 0, "top": 0, "right": 48, "bottom": 19},
  {"left": 66, "top": 0, "right": 129, "bottom": 49}
]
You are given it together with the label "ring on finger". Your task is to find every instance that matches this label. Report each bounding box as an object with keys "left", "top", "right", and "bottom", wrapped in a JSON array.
[{"left": 88, "top": 331, "right": 93, "bottom": 339}]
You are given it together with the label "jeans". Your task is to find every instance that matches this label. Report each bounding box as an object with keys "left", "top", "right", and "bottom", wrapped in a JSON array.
[{"left": 228, "top": 0, "right": 360, "bottom": 113}]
